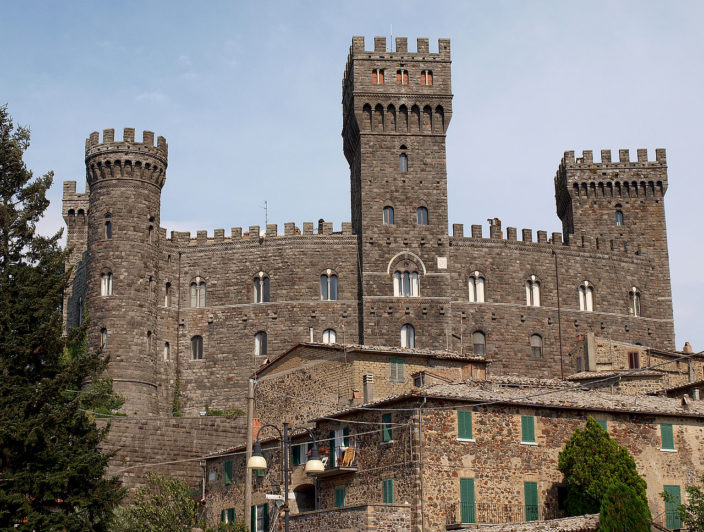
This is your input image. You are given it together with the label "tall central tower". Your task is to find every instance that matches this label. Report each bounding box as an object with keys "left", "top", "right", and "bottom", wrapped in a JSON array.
[{"left": 342, "top": 36, "right": 453, "bottom": 346}]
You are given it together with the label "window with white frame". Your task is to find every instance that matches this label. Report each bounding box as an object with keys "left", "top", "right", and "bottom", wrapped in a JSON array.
[
  {"left": 629, "top": 287, "right": 641, "bottom": 317},
  {"left": 530, "top": 334, "right": 543, "bottom": 357},
  {"left": 472, "top": 331, "right": 486, "bottom": 355},
  {"left": 320, "top": 270, "right": 338, "bottom": 300},
  {"left": 421, "top": 70, "right": 433, "bottom": 85},
  {"left": 254, "top": 272, "right": 270, "bottom": 303},
  {"left": 191, "top": 335, "right": 203, "bottom": 360},
  {"left": 396, "top": 69, "right": 408, "bottom": 85},
  {"left": 255, "top": 331, "right": 267, "bottom": 356},
  {"left": 101, "top": 272, "right": 113, "bottom": 296},
  {"left": 468, "top": 271, "right": 485, "bottom": 303},
  {"left": 393, "top": 271, "right": 419, "bottom": 297},
  {"left": 372, "top": 68, "right": 384, "bottom": 84},
  {"left": 578, "top": 281, "right": 594, "bottom": 312},
  {"left": 190, "top": 277, "right": 206, "bottom": 307},
  {"left": 525, "top": 275, "right": 540, "bottom": 306},
  {"left": 383, "top": 206, "right": 394, "bottom": 225},
  {"left": 322, "top": 329, "right": 337, "bottom": 344},
  {"left": 401, "top": 324, "right": 415, "bottom": 348}
]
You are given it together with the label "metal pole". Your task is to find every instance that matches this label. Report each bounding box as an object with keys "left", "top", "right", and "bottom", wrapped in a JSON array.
[
  {"left": 283, "top": 422, "right": 290, "bottom": 532},
  {"left": 245, "top": 379, "right": 254, "bottom": 529}
]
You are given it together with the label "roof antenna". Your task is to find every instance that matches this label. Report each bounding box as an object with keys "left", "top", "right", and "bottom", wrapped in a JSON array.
[
  {"left": 390, "top": 24, "right": 393, "bottom": 52},
  {"left": 260, "top": 200, "right": 268, "bottom": 232}
]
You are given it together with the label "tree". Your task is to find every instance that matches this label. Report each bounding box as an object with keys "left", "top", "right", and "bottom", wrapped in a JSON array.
[
  {"left": 662, "top": 474, "right": 704, "bottom": 531},
  {"left": 599, "top": 481, "right": 651, "bottom": 532},
  {"left": 0, "top": 104, "right": 124, "bottom": 530},
  {"left": 558, "top": 417, "right": 649, "bottom": 516}
]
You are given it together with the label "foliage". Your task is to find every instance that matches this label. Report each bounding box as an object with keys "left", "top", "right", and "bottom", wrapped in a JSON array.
[
  {"left": 0, "top": 104, "right": 124, "bottom": 530},
  {"left": 205, "top": 404, "right": 245, "bottom": 419},
  {"left": 599, "top": 481, "right": 651, "bottom": 532},
  {"left": 210, "top": 521, "right": 249, "bottom": 532},
  {"left": 558, "top": 417, "right": 649, "bottom": 516},
  {"left": 113, "top": 472, "right": 204, "bottom": 532},
  {"left": 662, "top": 474, "right": 704, "bottom": 531}
]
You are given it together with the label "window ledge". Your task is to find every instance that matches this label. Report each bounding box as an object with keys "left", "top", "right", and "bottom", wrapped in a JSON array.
[
  {"left": 457, "top": 438, "right": 475, "bottom": 443},
  {"left": 380, "top": 440, "right": 395, "bottom": 446},
  {"left": 520, "top": 441, "right": 538, "bottom": 446},
  {"left": 659, "top": 448, "right": 677, "bottom": 453}
]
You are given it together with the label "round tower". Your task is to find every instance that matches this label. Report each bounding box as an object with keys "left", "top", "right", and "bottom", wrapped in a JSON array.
[{"left": 84, "top": 127, "right": 167, "bottom": 416}]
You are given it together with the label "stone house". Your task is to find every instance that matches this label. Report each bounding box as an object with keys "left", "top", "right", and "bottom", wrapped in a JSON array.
[{"left": 206, "top": 378, "right": 703, "bottom": 531}]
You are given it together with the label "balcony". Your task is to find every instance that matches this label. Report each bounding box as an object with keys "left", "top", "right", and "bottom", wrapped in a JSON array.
[
  {"left": 314, "top": 444, "right": 358, "bottom": 479},
  {"left": 445, "top": 502, "right": 560, "bottom": 528}
]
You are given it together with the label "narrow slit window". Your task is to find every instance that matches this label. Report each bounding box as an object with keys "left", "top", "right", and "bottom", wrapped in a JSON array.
[
  {"left": 399, "top": 153, "right": 408, "bottom": 173},
  {"left": 191, "top": 335, "right": 203, "bottom": 360},
  {"left": 255, "top": 331, "right": 267, "bottom": 356},
  {"left": 417, "top": 207, "right": 428, "bottom": 225},
  {"left": 383, "top": 206, "right": 394, "bottom": 225}
]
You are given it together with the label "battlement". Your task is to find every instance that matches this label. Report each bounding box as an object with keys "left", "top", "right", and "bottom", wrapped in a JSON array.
[
  {"left": 562, "top": 148, "right": 666, "bottom": 168},
  {"left": 85, "top": 128, "right": 168, "bottom": 163},
  {"left": 62, "top": 180, "right": 89, "bottom": 219},
  {"left": 165, "top": 221, "right": 355, "bottom": 247}
]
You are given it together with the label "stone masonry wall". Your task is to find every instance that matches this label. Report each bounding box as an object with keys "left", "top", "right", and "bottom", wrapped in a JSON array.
[{"left": 284, "top": 504, "right": 412, "bottom": 532}]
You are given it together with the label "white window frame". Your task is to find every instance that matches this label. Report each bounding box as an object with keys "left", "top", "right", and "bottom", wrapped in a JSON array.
[
  {"left": 190, "top": 277, "right": 206, "bottom": 307},
  {"left": 629, "top": 287, "right": 641, "bottom": 317},
  {"left": 101, "top": 272, "right": 113, "bottom": 296},
  {"left": 525, "top": 276, "right": 540, "bottom": 307},
  {"left": 468, "top": 271, "right": 485, "bottom": 303},
  {"left": 578, "top": 281, "right": 594, "bottom": 312},
  {"left": 401, "top": 324, "right": 415, "bottom": 348},
  {"left": 322, "top": 329, "right": 336, "bottom": 344},
  {"left": 393, "top": 271, "right": 419, "bottom": 297},
  {"left": 255, "top": 331, "right": 267, "bottom": 356},
  {"left": 320, "top": 270, "right": 338, "bottom": 301},
  {"left": 254, "top": 271, "right": 270, "bottom": 303}
]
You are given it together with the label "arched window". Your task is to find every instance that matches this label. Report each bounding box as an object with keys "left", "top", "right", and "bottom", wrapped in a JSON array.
[
  {"left": 396, "top": 69, "right": 409, "bottom": 85},
  {"left": 146, "top": 331, "right": 152, "bottom": 352},
  {"left": 472, "top": 331, "right": 486, "bottom": 355},
  {"left": 164, "top": 342, "right": 170, "bottom": 361},
  {"left": 421, "top": 70, "right": 433, "bottom": 85},
  {"left": 383, "top": 206, "right": 395, "bottom": 225},
  {"left": 254, "top": 272, "right": 270, "bottom": 303},
  {"left": 393, "top": 271, "right": 420, "bottom": 297},
  {"left": 525, "top": 275, "right": 540, "bottom": 306},
  {"left": 191, "top": 335, "right": 203, "bottom": 360},
  {"left": 578, "top": 281, "right": 594, "bottom": 312},
  {"left": 399, "top": 153, "right": 408, "bottom": 173},
  {"left": 190, "top": 277, "right": 206, "bottom": 307},
  {"left": 400, "top": 324, "right": 415, "bottom": 348},
  {"left": 629, "top": 287, "right": 641, "bottom": 317},
  {"left": 322, "top": 329, "right": 337, "bottom": 344},
  {"left": 417, "top": 207, "right": 428, "bottom": 225},
  {"left": 530, "top": 334, "right": 543, "bottom": 357},
  {"left": 101, "top": 272, "right": 113, "bottom": 296},
  {"left": 468, "top": 271, "right": 485, "bottom": 303},
  {"left": 320, "top": 270, "right": 338, "bottom": 300},
  {"left": 104, "top": 214, "right": 112, "bottom": 239},
  {"left": 164, "top": 282, "right": 171, "bottom": 307},
  {"left": 255, "top": 331, "right": 267, "bottom": 356},
  {"left": 100, "top": 328, "right": 108, "bottom": 349},
  {"left": 615, "top": 205, "right": 625, "bottom": 226},
  {"left": 372, "top": 68, "right": 384, "bottom": 84}
]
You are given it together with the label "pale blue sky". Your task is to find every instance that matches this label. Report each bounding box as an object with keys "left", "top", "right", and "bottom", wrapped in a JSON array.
[{"left": 2, "top": 0, "right": 702, "bottom": 350}]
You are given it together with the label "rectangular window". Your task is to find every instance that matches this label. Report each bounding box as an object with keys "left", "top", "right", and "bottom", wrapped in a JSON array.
[
  {"left": 661, "top": 423, "right": 675, "bottom": 450},
  {"left": 383, "top": 478, "right": 394, "bottom": 503},
  {"left": 524, "top": 481, "right": 539, "bottom": 521},
  {"left": 224, "top": 460, "right": 232, "bottom": 485},
  {"left": 292, "top": 444, "right": 301, "bottom": 466},
  {"left": 596, "top": 419, "right": 607, "bottom": 431},
  {"left": 251, "top": 503, "right": 270, "bottom": 532},
  {"left": 382, "top": 413, "right": 393, "bottom": 442},
  {"left": 458, "top": 410, "right": 473, "bottom": 440},
  {"left": 628, "top": 351, "right": 640, "bottom": 369},
  {"left": 664, "top": 485, "right": 683, "bottom": 529},
  {"left": 390, "top": 357, "right": 405, "bottom": 382},
  {"left": 223, "top": 508, "right": 235, "bottom": 523},
  {"left": 521, "top": 415, "right": 536, "bottom": 443},
  {"left": 460, "top": 478, "right": 476, "bottom": 524},
  {"left": 335, "top": 486, "right": 346, "bottom": 508}
]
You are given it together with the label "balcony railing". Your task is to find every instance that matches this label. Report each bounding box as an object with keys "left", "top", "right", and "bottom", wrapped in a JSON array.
[{"left": 445, "top": 502, "right": 559, "bottom": 526}]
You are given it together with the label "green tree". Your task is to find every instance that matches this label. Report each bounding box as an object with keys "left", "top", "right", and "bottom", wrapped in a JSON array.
[
  {"left": 558, "top": 417, "right": 649, "bottom": 516},
  {"left": 0, "top": 104, "right": 124, "bottom": 530},
  {"left": 662, "top": 474, "right": 704, "bottom": 531},
  {"left": 599, "top": 481, "right": 651, "bottom": 532}
]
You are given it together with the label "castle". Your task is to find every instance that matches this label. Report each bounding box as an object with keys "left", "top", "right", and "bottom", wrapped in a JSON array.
[{"left": 62, "top": 35, "right": 675, "bottom": 418}]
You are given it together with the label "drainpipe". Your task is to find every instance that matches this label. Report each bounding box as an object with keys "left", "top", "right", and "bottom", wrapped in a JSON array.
[
  {"left": 245, "top": 378, "right": 255, "bottom": 527},
  {"left": 418, "top": 396, "right": 427, "bottom": 531}
]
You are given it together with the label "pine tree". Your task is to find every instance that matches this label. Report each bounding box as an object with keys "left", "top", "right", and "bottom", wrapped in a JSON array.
[
  {"left": 600, "top": 481, "right": 651, "bottom": 532},
  {"left": 0, "top": 104, "right": 124, "bottom": 530}
]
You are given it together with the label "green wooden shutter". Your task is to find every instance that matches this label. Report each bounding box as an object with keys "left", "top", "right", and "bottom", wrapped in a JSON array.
[
  {"left": 224, "top": 460, "right": 233, "bottom": 485},
  {"left": 460, "top": 478, "right": 476, "bottom": 523},
  {"left": 221, "top": 509, "right": 226, "bottom": 522},
  {"left": 335, "top": 486, "right": 346, "bottom": 507},
  {"left": 383, "top": 479, "right": 394, "bottom": 503},
  {"left": 664, "top": 485, "right": 682, "bottom": 529},
  {"left": 458, "top": 411, "right": 473, "bottom": 440},
  {"left": 263, "top": 502, "right": 269, "bottom": 531},
  {"left": 292, "top": 444, "right": 301, "bottom": 466},
  {"left": 250, "top": 505, "right": 255, "bottom": 531},
  {"left": 343, "top": 426, "right": 350, "bottom": 447},
  {"left": 524, "top": 481, "right": 539, "bottom": 521},
  {"left": 329, "top": 430, "right": 336, "bottom": 465},
  {"left": 382, "top": 413, "right": 393, "bottom": 442},
  {"left": 227, "top": 508, "right": 235, "bottom": 523},
  {"left": 521, "top": 416, "right": 535, "bottom": 443},
  {"left": 661, "top": 423, "right": 675, "bottom": 450},
  {"left": 596, "top": 419, "right": 607, "bottom": 431}
]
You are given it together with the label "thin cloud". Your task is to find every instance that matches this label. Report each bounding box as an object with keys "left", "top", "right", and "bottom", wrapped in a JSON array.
[{"left": 136, "top": 91, "right": 168, "bottom": 103}]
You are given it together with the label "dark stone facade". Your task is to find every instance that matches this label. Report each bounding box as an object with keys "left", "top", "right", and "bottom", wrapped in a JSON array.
[{"left": 63, "top": 36, "right": 675, "bottom": 418}]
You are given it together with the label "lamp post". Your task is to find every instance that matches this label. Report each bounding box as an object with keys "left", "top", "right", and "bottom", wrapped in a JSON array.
[{"left": 247, "top": 422, "right": 324, "bottom": 532}]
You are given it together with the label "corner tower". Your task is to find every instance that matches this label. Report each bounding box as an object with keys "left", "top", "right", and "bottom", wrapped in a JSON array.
[{"left": 84, "top": 128, "right": 167, "bottom": 415}]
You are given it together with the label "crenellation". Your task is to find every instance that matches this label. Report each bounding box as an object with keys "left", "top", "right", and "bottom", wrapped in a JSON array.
[
  {"left": 266, "top": 224, "right": 277, "bottom": 237},
  {"left": 123, "top": 127, "right": 135, "bottom": 143},
  {"left": 142, "top": 130, "right": 154, "bottom": 147},
  {"left": 284, "top": 222, "right": 297, "bottom": 236},
  {"left": 471, "top": 224, "right": 482, "bottom": 238},
  {"left": 197, "top": 230, "right": 208, "bottom": 245},
  {"left": 522, "top": 228, "right": 533, "bottom": 242},
  {"left": 537, "top": 230, "right": 547, "bottom": 243},
  {"left": 103, "top": 128, "right": 114, "bottom": 143},
  {"left": 619, "top": 148, "right": 630, "bottom": 162},
  {"left": 507, "top": 227, "right": 517, "bottom": 241},
  {"left": 231, "top": 227, "right": 242, "bottom": 239},
  {"left": 348, "top": 35, "right": 450, "bottom": 58},
  {"left": 341, "top": 221, "right": 352, "bottom": 235},
  {"left": 395, "top": 37, "right": 407, "bottom": 53},
  {"left": 552, "top": 232, "right": 562, "bottom": 245},
  {"left": 303, "top": 222, "right": 314, "bottom": 235},
  {"left": 322, "top": 221, "right": 333, "bottom": 235},
  {"left": 601, "top": 149, "right": 611, "bottom": 163},
  {"left": 417, "top": 37, "right": 429, "bottom": 54},
  {"left": 213, "top": 229, "right": 224, "bottom": 242},
  {"left": 248, "top": 225, "right": 260, "bottom": 239},
  {"left": 489, "top": 224, "right": 502, "bottom": 240},
  {"left": 452, "top": 223, "right": 463, "bottom": 238},
  {"left": 374, "top": 36, "right": 385, "bottom": 52}
]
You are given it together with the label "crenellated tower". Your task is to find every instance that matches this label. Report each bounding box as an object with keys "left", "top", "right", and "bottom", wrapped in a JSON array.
[{"left": 84, "top": 128, "right": 167, "bottom": 415}]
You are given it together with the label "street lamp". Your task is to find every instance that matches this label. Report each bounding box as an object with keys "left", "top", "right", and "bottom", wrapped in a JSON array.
[{"left": 247, "top": 422, "right": 324, "bottom": 532}]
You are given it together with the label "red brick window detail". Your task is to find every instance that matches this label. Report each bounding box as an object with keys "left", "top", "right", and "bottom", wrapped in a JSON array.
[
  {"left": 372, "top": 69, "right": 384, "bottom": 84},
  {"left": 421, "top": 70, "right": 433, "bottom": 85},
  {"left": 396, "top": 69, "right": 409, "bottom": 85},
  {"left": 628, "top": 351, "right": 640, "bottom": 369}
]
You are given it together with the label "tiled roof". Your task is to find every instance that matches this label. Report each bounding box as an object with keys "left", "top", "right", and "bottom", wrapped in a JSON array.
[
  {"left": 566, "top": 370, "right": 663, "bottom": 380},
  {"left": 651, "top": 378, "right": 704, "bottom": 395}
]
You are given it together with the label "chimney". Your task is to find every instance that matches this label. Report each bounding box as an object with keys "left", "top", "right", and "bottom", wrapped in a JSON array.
[{"left": 363, "top": 374, "right": 374, "bottom": 403}]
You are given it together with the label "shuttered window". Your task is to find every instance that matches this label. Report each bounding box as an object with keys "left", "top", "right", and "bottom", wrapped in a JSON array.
[
  {"left": 521, "top": 416, "right": 535, "bottom": 443},
  {"left": 383, "top": 479, "right": 394, "bottom": 503},
  {"left": 460, "top": 478, "right": 476, "bottom": 523},
  {"left": 664, "top": 485, "right": 683, "bottom": 529},
  {"left": 596, "top": 419, "right": 607, "bottom": 431},
  {"left": 224, "top": 460, "right": 232, "bottom": 485},
  {"left": 292, "top": 444, "right": 301, "bottom": 466},
  {"left": 661, "top": 423, "right": 675, "bottom": 450},
  {"left": 382, "top": 413, "right": 393, "bottom": 442},
  {"left": 335, "top": 487, "right": 346, "bottom": 507},
  {"left": 458, "top": 411, "right": 473, "bottom": 440},
  {"left": 524, "top": 481, "right": 539, "bottom": 521},
  {"left": 390, "top": 357, "right": 405, "bottom": 382}
]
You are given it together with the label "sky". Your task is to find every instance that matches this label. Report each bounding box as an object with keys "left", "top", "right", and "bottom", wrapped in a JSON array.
[{"left": 1, "top": 0, "right": 702, "bottom": 351}]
